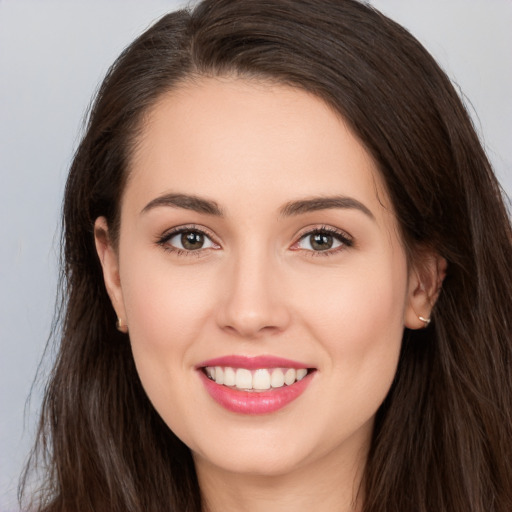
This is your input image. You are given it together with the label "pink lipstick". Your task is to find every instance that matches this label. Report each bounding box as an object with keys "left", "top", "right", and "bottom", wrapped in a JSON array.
[{"left": 197, "top": 355, "right": 315, "bottom": 414}]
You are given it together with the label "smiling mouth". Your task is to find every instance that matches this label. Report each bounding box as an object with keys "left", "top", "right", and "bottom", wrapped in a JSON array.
[{"left": 202, "top": 366, "right": 314, "bottom": 392}]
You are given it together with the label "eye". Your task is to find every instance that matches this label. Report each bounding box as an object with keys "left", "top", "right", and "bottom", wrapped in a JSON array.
[
  {"left": 158, "top": 227, "right": 219, "bottom": 253},
  {"left": 293, "top": 227, "right": 353, "bottom": 254}
]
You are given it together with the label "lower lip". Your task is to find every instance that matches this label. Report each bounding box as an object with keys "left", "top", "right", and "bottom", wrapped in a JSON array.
[{"left": 198, "top": 370, "right": 314, "bottom": 414}]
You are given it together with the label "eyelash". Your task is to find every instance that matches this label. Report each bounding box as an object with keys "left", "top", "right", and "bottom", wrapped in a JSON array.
[
  {"left": 293, "top": 225, "right": 354, "bottom": 257},
  {"left": 156, "top": 224, "right": 220, "bottom": 258},
  {"left": 156, "top": 224, "right": 353, "bottom": 257}
]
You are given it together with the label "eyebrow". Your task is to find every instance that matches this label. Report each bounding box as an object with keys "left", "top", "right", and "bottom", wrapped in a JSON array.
[
  {"left": 280, "top": 196, "right": 375, "bottom": 220},
  {"left": 141, "top": 193, "right": 224, "bottom": 216},
  {"left": 141, "top": 192, "right": 374, "bottom": 220}
]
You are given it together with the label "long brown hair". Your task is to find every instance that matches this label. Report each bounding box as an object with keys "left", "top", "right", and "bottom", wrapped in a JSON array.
[{"left": 21, "top": 1, "right": 512, "bottom": 511}]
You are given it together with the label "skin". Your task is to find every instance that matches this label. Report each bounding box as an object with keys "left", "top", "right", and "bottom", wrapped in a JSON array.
[{"left": 95, "top": 78, "right": 444, "bottom": 512}]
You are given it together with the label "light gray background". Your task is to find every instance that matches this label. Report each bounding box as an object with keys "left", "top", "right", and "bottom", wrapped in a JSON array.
[{"left": 1, "top": 1, "right": 511, "bottom": 510}]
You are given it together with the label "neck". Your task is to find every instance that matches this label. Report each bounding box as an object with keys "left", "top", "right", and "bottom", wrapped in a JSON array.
[{"left": 194, "top": 441, "right": 367, "bottom": 512}]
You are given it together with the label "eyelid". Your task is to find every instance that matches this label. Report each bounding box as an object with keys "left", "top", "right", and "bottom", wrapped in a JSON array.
[
  {"left": 155, "top": 223, "right": 352, "bottom": 257},
  {"left": 290, "top": 225, "right": 354, "bottom": 255},
  {"left": 156, "top": 224, "right": 221, "bottom": 253}
]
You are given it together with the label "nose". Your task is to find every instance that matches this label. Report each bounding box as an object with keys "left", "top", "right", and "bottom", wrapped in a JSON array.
[{"left": 216, "top": 247, "right": 291, "bottom": 339}]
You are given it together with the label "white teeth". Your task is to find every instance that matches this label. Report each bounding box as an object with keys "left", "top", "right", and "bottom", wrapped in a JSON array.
[
  {"left": 296, "top": 368, "right": 307, "bottom": 381},
  {"left": 284, "top": 369, "right": 296, "bottom": 386},
  {"left": 235, "top": 368, "right": 252, "bottom": 389},
  {"left": 224, "top": 367, "right": 236, "bottom": 386},
  {"left": 214, "top": 366, "right": 224, "bottom": 385},
  {"left": 253, "top": 369, "right": 271, "bottom": 390},
  {"left": 206, "top": 366, "right": 309, "bottom": 391},
  {"left": 271, "top": 368, "right": 285, "bottom": 388}
]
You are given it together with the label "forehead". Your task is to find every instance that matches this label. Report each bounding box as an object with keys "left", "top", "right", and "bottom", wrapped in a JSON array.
[{"left": 125, "top": 77, "right": 391, "bottom": 218}]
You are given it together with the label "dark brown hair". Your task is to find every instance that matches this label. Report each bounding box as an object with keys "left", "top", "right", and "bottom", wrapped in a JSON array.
[{"left": 21, "top": 1, "right": 512, "bottom": 511}]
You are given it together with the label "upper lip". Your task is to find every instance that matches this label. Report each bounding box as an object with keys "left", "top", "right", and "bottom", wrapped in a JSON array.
[{"left": 196, "top": 355, "right": 313, "bottom": 370}]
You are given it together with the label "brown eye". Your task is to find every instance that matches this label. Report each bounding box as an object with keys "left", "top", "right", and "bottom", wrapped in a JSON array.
[
  {"left": 163, "top": 229, "right": 218, "bottom": 252},
  {"left": 309, "top": 233, "right": 334, "bottom": 251},
  {"left": 181, "top": 231, "right": 205, "bottom": 250},
  {"left": 295, "top": 228, "right": 352, "bottom": 253}
]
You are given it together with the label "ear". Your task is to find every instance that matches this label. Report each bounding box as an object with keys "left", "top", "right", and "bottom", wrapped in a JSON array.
[
  {"left": 94, "top": 217, "right": 128, "bottom": 332},
  {"left": 404, "top": 249, "right": 447, "bottom": 330}
]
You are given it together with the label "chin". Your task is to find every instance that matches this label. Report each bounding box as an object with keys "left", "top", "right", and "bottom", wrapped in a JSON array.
[{"left": 193, "top": 443, "right": 312, "bottom": 477}]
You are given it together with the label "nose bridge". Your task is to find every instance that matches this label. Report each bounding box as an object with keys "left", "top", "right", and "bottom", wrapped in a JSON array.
[{"left": 217, "top": 240, "right": 290, "bottom": 338}]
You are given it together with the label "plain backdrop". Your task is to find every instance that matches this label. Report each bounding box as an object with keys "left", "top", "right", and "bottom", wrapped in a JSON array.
[{"left": 1, "top": 1, "right": 511, "bottom": 510}]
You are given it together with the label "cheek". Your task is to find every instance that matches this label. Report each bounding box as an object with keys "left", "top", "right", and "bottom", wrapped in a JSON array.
[
  {"left": 117, "top": 251, "right": 220, "bottom": 411},
  {"left": 121, "top": 256, "right": 215, "bottom": 346},
  {"left": 117, "top": 257, "right": 221, "bottom": 440},
  {"left": 297, "top": 259, "right": 407, "bottom": 438},
  {"left": 294, "top": 251, "right": 408, "bottom": 392},
  {"left": 301, "top": 252, "right": 407, "bottom": 335}
]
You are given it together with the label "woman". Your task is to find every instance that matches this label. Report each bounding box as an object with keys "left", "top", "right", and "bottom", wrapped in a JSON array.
[{"left": 21, "top": 0, "right": 512, "bottom": 511}]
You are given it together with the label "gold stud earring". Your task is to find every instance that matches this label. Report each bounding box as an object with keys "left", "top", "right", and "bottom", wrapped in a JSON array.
[
  {"left": 418, "top": 315, "right": 431, "bottom": 327},
  {"left": 116, "top": 317, "right": 128, "bottom": 333}
]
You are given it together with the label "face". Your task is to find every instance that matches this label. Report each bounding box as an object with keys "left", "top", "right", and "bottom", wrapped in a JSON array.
[{"left": 96, "top": 78, "right": 433, "bottom": 480}]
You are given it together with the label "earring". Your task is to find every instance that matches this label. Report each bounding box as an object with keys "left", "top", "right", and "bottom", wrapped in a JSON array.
[
  {"left": 116, "top": 317, "right": 128, "bottom": 333},
  {"left": 418, "top": 315, "right": 431, "bottom": 327}
]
